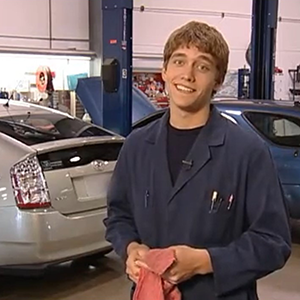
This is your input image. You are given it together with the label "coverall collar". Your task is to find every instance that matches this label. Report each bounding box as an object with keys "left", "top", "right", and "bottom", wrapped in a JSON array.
[
  {"left": 146, "top": 104, "right": 226, "bottom": 147},
  {"left": 146, "top": 104, "right": 227, "bottom": 203}
]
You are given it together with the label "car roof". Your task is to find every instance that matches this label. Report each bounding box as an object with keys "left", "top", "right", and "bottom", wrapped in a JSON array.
[
  {"left": 2, "top": 97, "right": 300, "bottom": 120},
  {"left": 0, "top": 98, "right": 70, "bottom": 118},
  {"left": 133, "top": 98, "right": 300, "bottom": 128},
  {"left": 212, "top": 98, "right": 300, "bottom": 114},
  {"left": 212, "top": 98, "right": 297, "bottom": 107}
]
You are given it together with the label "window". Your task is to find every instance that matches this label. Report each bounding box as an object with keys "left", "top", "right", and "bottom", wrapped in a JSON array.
[
  {"left": 244, "top": 112, "right": 300, "bottom": 147},
  {"left": 0, "top": 113, "right": 113, "bottom": 146}
]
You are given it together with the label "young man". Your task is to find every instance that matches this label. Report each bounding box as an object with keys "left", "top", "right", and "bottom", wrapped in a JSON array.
[{"left": 104, "top": 21, "right": 291, "bottom": 300}]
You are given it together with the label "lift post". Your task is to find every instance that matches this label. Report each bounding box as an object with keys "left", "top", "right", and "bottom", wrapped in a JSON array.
[
  {"left": 250, "top": 0, "right": 279, "bottom": 100},
  {"left": 101, "top": 0, "right": 133, "bottom": 136}
]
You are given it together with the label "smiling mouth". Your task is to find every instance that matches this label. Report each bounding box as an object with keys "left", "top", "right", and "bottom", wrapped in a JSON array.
[{"left": 175, "top": 84, "right": 196, "bottom": 93}]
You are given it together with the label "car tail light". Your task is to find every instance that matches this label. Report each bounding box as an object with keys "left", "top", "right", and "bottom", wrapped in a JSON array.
[{"left": 11, "top": 156, "right": 51, "bottom": 209}]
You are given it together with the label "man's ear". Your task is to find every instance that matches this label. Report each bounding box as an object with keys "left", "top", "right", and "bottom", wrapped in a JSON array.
[
  {"left": 213, "top": 81, "right": 222, "bottom": 94},
  {"left": 161, "top": 66, "right": 167, "bottom": 82}
]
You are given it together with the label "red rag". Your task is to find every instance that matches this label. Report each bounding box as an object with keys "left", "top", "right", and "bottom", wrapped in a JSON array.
[{"left": 133, "top": 248, "right": 181, "bottom": 300}]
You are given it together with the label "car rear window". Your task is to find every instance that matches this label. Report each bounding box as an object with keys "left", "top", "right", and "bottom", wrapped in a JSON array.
[
  {"left": 244, "top": 111, "right": 300, "bottom": 147},
  {"left": 0, "top": 113, "right": 113, "bottom": 145}
]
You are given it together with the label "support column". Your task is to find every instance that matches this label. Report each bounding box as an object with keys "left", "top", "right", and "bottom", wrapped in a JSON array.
[
  {"left": 250, "top": 0, "right": 279, "bottom": 100},
  {"left": 101, "top": 0, "right": 133, "bottom": 136}
]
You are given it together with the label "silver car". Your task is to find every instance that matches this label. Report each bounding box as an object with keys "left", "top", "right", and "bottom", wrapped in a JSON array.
[{"left": 0, "top": 99, "right": 124, "bottom": 270}]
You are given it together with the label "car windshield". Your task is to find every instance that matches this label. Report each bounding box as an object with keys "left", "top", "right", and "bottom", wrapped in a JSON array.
[{"left": 0, "top": 113, "right": 113, "bottom": 145}]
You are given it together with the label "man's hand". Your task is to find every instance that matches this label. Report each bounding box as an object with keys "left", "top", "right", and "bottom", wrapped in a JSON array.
[
  {"left": 126, "top": 242, "right": 150, "bottom": 283},
  {"left": 163, "top": 245, "right": 213, "bottom": 285}
]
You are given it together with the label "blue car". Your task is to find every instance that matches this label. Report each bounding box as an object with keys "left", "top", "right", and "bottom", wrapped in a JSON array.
[{"left": 133, "top": 99, "right": 300, "bottom": 220}]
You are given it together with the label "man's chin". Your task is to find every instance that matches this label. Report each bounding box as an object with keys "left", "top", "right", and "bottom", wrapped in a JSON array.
[
  {"left": 174, "top": 103, "right": 205, "bottom": 113},
  {"left": 170, "top": 97, "right": 211, "bottom": 113}
]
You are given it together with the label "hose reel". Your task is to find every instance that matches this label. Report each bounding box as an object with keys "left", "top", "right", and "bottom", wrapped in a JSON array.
[{"left": 36, "top": 66, "right": 54, "bottom": 93}]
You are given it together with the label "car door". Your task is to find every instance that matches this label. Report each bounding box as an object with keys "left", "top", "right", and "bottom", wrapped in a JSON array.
[
  {"left": 242, "top": 110, "right": 300, "bottom": 218},
  {"left": 242, "top": 111, "right": 300, "bottom": 185}
]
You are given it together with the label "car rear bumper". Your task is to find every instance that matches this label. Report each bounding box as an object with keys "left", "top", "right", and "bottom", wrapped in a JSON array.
[
  {"left": 282, "top": 184, "right": 300, "bottom": 219},
  {"left": 0, "top": 206, "right": 110, "bottom": 267}
]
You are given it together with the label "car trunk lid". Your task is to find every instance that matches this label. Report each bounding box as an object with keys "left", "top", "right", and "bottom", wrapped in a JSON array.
[{"left": 32, "top": 136, "right": 124, "bottom": 215}]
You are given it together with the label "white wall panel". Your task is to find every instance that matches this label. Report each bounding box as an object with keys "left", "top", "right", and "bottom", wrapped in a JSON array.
[
  {"left": 133, "top": 14, "right": 251, "bottom": 52},
  {"left": 51, "top": 0, "right": 89, "bottom": 40},
  {"left": 133, "top": 15, "right": 251, "bottom": 51},
  {"left": 276, "top": 52, "right": 300, "bottom": 74},
  {"left": 0, "top": 0, "right": 89, "bottom": 54},
  {"left": 133, "top": 58, "right": 163, "bottom": 71},
  {"left": 0, "top": 37, "right": 49, "bottom": 49},
  {"left": 278, "top": 0, "right": 300, "bottom": 19},
  {"left": 215, "top": 18, "right": 251, "bottom": 51},
  {"left": 134, "top": 0, "right": 252, "bottom": 14},
  {"left": 0, "top": 0, "right": 49, "bottom": 38},
  {"left": 277, "top": 22, "right": 300, "bottom": 52},
  {"left": 51, "top": 41, "right": 89, "bottom": 51}
]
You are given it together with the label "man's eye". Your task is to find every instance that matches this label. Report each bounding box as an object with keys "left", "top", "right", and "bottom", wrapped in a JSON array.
[
  {"left": 173, "top": 60, "right": 184, "bottom": 65},
  {"left": 197, "top": 64, "right": 209, "bottom": 71}
]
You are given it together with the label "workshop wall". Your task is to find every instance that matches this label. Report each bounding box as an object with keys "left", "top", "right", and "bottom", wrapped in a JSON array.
[
  {"left": 132, "top": 0, "right": 252, "bottom": 99},
  {"left": 133, "top": 0, "right": 300, "bottom": 100},
  {"left": 0, "top": 0, "right": 89, "bottom": 53},
  {"left": 132, "top": 0, "right": 252, "bottom": 71},
  {"left": 0, "top": 0, "right": 91, "bottom": 101},
  {"left": 0, "top": 54, "right": 90, "bottom": 92},
  {"left": 275, "top": 0, "right": 300, "bottom": 100}
]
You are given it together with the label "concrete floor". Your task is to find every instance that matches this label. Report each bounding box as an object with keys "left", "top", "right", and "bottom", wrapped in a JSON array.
[{"left": 0, "top": 222, "right": 299, "bottom": 300}]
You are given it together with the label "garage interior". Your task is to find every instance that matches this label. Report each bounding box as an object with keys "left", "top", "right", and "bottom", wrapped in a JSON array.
[{"left": 0, "top": 0, "right": 300, "bottom": 300}]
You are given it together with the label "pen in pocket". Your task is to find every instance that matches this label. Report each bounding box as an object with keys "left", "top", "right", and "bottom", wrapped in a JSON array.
[
  {"left": 227, "top": 194, "right": 234, "bottom": 210},
  {"left": 209, "top": 191, "right": 218, "bottom": 213}
]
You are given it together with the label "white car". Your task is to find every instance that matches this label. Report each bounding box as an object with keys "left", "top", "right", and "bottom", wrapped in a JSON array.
[{"left": 0, "top": 99, "right": 124, "bottom": 270}]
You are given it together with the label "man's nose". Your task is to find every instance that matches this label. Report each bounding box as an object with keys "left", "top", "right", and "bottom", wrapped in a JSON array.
[{"left": 181, "top": 65, "right": 195, "bottom": 82}]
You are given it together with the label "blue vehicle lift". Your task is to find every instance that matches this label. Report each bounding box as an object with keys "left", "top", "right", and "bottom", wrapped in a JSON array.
[
  {"left": 249, "top": 0, "right": 279, "bottom": 100},
  {"left": 76, "top": 0, "right": 156, "bottom": 136},
  {"left": 101, "top": 0, "right": 133, "bottom": 136}
]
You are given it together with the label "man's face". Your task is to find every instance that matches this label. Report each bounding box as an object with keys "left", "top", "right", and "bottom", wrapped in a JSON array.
[{"left": 162, "top": 45, "right": 220, "bottom": 112}]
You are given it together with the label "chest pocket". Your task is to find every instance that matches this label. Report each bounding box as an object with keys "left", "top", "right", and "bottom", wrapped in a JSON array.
[{"left": 190, "top": 157, "right": 238, "bottom": 246}]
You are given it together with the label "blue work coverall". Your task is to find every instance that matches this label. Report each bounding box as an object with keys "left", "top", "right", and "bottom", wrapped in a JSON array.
[{"left": 104, "top": 106, "right": 291, "bottom": 300}]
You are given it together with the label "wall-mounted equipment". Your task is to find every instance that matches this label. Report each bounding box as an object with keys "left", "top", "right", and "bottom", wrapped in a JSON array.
[
  {"left": 36, "top": 66, "right": 56, "bottom": 108},
  {"left": 101, "top": 58, "right": 120, "bottom": 93},
  {"left": 238, "top": 67, "right": 250, "bottom": 99},
  {"left": 36, "top": 66, "right": 54, "bottom": 94},
  {"left": 288, "top": 65, "right": 300, "bottom": 101}
]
